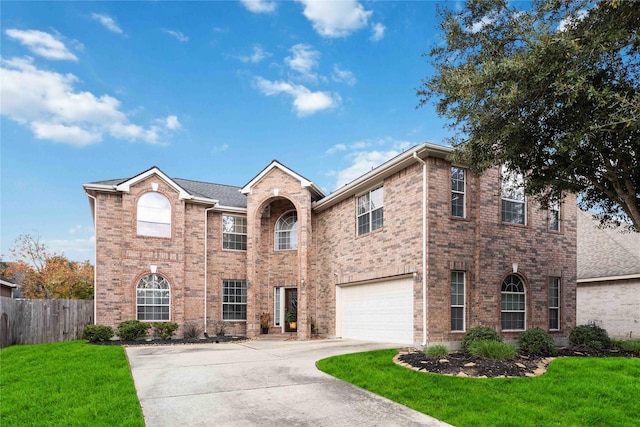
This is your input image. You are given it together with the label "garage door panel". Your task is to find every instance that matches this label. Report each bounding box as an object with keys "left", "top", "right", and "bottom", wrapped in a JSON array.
[{"left": 337, "top": 278, "right": 414, "bottom": 344}]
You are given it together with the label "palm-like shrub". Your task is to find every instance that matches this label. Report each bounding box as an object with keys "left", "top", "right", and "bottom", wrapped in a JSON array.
[{"left": 461, "top": 326, "right": 502, "bottom": 352}]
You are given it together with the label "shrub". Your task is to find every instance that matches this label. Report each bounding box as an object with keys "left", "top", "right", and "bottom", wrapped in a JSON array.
[
  {"left": 461, "top": 326, "right": 502, "bottom": 352},
  {"left": 182, "top": 320, "right": 204, "bottom": 339},
  {"left": 469, "top": 340, "right": 516, "bottom": 360},
  {"left": 117, "top": 320, "right": 151, "bottom": 341},
  {"left": 613, "top": 339, "right": 640, "bottom": 354},
  {"left": 152, "top": 322, "right": 179, "bottom": 340},
  {"left": 518, "top": 327, "right": 557, "bottom": 357},
  {"left": 82, "top": 324, "right": 114, "bottom": 342},
  {"left": 569, "top": 324, "right": 611, "bottom": 350},
  {"left": 211, "top": 320, "right": 228, "bottom": 336},
  {"left": 424, "top": 344, "right": 449, "bottom": 358}
]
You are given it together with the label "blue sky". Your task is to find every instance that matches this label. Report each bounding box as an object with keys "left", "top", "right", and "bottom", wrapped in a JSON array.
[{"left": 1, "top": 0, "right": 454, "bottom": 263}]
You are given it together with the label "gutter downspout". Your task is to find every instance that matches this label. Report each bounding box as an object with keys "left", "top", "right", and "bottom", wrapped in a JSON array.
[
  {"left": 413, "top": 152, "right": 428, "bottom": 347},
  {"left": 204, "top": 206, "right": 217, "bottom": 334},
  {"left": 85, "top": 192, "right": 98, "bottom": 325}
]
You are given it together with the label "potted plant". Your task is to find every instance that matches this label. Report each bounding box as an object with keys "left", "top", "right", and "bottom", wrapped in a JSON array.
[
  {"left": 286, "top": 309, "right": 297, "bottom": 330},
  {"left": 259, "top": 312, "right": 271, "bottom": 334}
]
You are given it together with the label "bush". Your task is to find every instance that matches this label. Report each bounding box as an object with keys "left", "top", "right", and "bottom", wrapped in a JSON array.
[
  {"left": 518, "top": 328, "right": 557, "bottom": 357},
  {"left": 461, "top": 326, "right": 502, "bottom": 352},
  {"left": 469, "top": 340, "right": 516, "bottom": 360},
  {"left": 182, "top": 320, "right": 204, "bottom": 339},
  {"left": 82, "top": 324, "right": 114, "bottom": 342},
  {"left": 117, "top": 320, "right": 151, "bottom": 341},
  {"left": 211, "top": 320, "right": 228, "bottom": 336},
  {"left": 613, "top": 339, "right": 640, "bottom": 354},
  {"left": 569, "top": 324, "right": 611, "bottom": 350},
  {"left": 424, "top": 344, "right": 449, "bottom": 358},
  {"left": 152, "top": 322, "right": 179, "bottom": 340}
]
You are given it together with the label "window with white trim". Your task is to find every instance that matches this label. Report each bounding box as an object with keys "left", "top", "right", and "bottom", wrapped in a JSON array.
[
  {"left": 549, "top": 277, "right": 560, "bottom": 330},
  {"left": 275, "top": 211, "right": 298, "bottom": 250},
  {"left": 549, "top": 200, "right": 561, "bottom": 232},
  {"left": 222, "top": 215, "right": 247, "bottom": 250},
  {"left": 357, "top": 186, "right": 383, "bottom": 236},
  {"left": 451, "top": 167, "right": 466, "bottom": 218},
  {"left": 451, "top": 271, "right": 465, "bottom": 331},
  {"left": 222, "top": 279, "right": 247, "bottom": 320},
  {"left": 137, "top": 192, "right": 171, "bottom": 237},
  {"left": 136, "top": 273, "right": 170, "bottom": 321},
  {"left": 501, "top": 274, "right": 526, "bottom": 330},
  {"left": 501, "top": 168, "right": 526, "bottom": 225}
]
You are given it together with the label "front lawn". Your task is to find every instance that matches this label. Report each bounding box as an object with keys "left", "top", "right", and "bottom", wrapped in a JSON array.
[
  {"left": 317, "top": 349, "right": 640, "bottom": 427},
  {"left": 0, "top": 341, "right": 144, "bottom": 426}
]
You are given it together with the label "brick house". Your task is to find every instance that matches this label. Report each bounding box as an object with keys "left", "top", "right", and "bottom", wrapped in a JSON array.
[
  {"left": 576, "top": 209, "right": 640, "bottom": 339},
  {"left": 83, "top": 142, "right": 577, "bottom": 347}
]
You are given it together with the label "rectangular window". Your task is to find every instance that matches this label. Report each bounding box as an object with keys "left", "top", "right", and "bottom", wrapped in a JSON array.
[
  {"left": 549, "top": 201, "right": 561, "bottom": 232},
  {"left": 451, "top": 167, "right": 466, "bottom": 218},
  {"left": 357, "top": 186, "right": 383, "bottom": 236},
  {"left": 451, "top": 271, "right": 465, "bottom": 331},
  {"left": 549, "top": 277, "right": 560, "bottom": 330},
  {"left": 501, "top": 168, "right": 526, "bottom": 225},
  {"left": 222, "top": 279, "right": 247, "bottom": 320},
  {"left": 222, "top": 215, "right": 247, "bottom": 250}
]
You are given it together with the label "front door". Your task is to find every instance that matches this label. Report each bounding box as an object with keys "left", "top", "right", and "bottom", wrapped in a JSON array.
[{"left": 284, "top": 288, "right": 298, "bottom": 332}]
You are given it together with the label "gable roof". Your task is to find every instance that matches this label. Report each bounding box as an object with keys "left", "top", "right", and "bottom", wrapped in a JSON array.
[
  {"left": 240, "top": 160, "right": 325, "bottom": 201},
  {"left": 577, "top": 209, "right": 640, "bottom": 282},
  {"left": 84, "top": 167, "right": 246, "bottom": 209}
]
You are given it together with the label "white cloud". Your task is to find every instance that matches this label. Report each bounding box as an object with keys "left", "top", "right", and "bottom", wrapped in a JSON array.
[
  {"left": 469, "top": 15, "right": 494, "bottom": 33},
  {"left": 239, "top": 45, "right": 269, "bottom": 63},
  {"left": 5, "top": 29, "right": 78, "bottom": 61},
  {"left": 285, "top": 44, "right": 320, "bottom": 79},
  {"left": 0, "top": 56, "right": 179, "bottom": 146},
  {"left": 47, "top": 235, "right": 95, "bottom": 262},
  {"left": 91, "top": 13, "right": 123, "bottom": 34},
  {"left": 164, "top": 115, "right": 181, "bottom": 130},
  {"left": 557, "top": 10, "right": 588, "bottom": 32},
  {"left": 332, "top": 65, "right": 356, "bottom": 86},
  {"left": 296, "top": 0, "right": 372, "bottom": 38},
  {"left": 370, "top": 23, "right": 385, "bottom": 42},
  {"left": 212, "top": 143, "right": 229, "bottom": 154},
  {"left": 326, "top": 143, "right": 347, "bottom": 155},
  {"left": 240, "top": 0, "right": 277, "bottom": 14},
  {"left": 254, "top": 76, "right": 339, "bottom": 116},
  {"left": 329, "top": 139, "right": 414, "bottom": 189},
  {"left": 163, "top": 29, "right": 189, "bottom": 42}
]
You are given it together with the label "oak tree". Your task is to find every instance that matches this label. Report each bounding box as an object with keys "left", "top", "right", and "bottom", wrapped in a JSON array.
[{"left": 418, "top": 0, "right": 639, "bottom": 230}]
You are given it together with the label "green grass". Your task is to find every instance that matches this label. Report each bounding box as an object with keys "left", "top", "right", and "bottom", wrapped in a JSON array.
[
  {"left": 1, "top": 341, "right": 144, "bottom": 426},
  {"left": 317, "top": 349, "right": 640, "bottom": 427}
]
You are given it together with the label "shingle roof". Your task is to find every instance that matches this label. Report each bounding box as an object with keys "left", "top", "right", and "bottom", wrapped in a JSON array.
[
  {"left": 87, "top": 175, "right": 246, "bottom": 209},
  {"left": 577, "top": 209, "right": 640, "bottom": 280}
]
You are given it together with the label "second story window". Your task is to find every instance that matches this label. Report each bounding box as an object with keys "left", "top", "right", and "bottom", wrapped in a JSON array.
[
  {"left": 501, "top": 168, "right": 526, "bottom": 225},
  {"left": 357, "top": 186, "right": 383, "bottom": 236},
  {"left": 137, "top": 192, "right": 171, "bottom": 238},
  {"left": 223, "top": 215, "right": 247, "bottom": 250},
  {"left": 275, "top": 211, "right": 298, "bottom": 250},
  {"left": 451, "top": 167, "right": 466, "bottom": 218},
  {"left": 549, "top": 200, "right": 561, "bottom": 232}
]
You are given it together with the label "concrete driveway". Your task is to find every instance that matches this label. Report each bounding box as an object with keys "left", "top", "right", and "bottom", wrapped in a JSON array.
[{"left": 125, "top": 338, "right": 451, "bottom": 427}]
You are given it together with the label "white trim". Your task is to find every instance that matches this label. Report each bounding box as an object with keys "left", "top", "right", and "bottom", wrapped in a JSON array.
[
  {"left": 578, "top": 273, "right": 640, "bottom": 283},
  {"left": 241, "top": 160, "right": 325, "bottom": 198},
  {"left": 116, "top": 167, "right": 192, "bottom": 200}
]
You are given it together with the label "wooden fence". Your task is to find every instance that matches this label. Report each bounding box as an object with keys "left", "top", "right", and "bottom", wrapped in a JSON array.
[{"left": 0, "top": 297, "right": 93, "bottom": 348}]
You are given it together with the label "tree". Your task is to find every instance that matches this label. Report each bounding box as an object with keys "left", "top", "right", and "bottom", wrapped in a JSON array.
[
  {"left": 2, "top": 234, "right": 94, "bottom": 299},
  {"left": 418, "top": 0, "right": 639, "bottom": 231}
]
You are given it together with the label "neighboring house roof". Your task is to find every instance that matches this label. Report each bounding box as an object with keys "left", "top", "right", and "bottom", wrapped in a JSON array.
[{"left": 577, "top": 209, "right": 640, "bottom": 282}]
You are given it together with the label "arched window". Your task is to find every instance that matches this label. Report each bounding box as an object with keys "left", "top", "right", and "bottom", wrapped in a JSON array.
[
  {"left": 501, "top": 274, "right": 526, "bottom": 330},
  {"left": 136, "top": 273, "right": 170, "bottom": 321},
  {"left": 137, "top": 192, "right": 171, "bottom": 238},
  {"left": 275, "top": 211, "right": 298, "bottom": 250}
]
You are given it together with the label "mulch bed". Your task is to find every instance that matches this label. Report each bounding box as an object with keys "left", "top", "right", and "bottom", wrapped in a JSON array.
[
  {"left": 396, "top": 346, "right": 639, "bottom": 378},
  {"left": 90, "top": 335, "right": 247, "bottom": 346}
]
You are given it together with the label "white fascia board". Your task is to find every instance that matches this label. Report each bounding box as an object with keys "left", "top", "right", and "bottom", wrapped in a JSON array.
[
  {"left": 212, "top": 205, "right": 248, "bottom": 214},
  {"left": 82, "top": 183, "right": 118, "bottom": 192},
  {"left": 188, "top": 197, "right": 220, "bottom": 206},
  {"left": 241, "top": 161, "right": 326, "bottom": 198},
  {"left": 577, "top": 273, "right": 640, "bottom": 284},
  {"left": 313, "top": 142, "right": 452, "bottom": 212},
  {"left": 116, "top": 167, "right": 191, "bottom": 200}
]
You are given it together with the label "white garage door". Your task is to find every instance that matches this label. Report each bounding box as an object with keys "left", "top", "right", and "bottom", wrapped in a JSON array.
[{"left": 336, "top": 278, "right": 414, "bottom": 345}]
